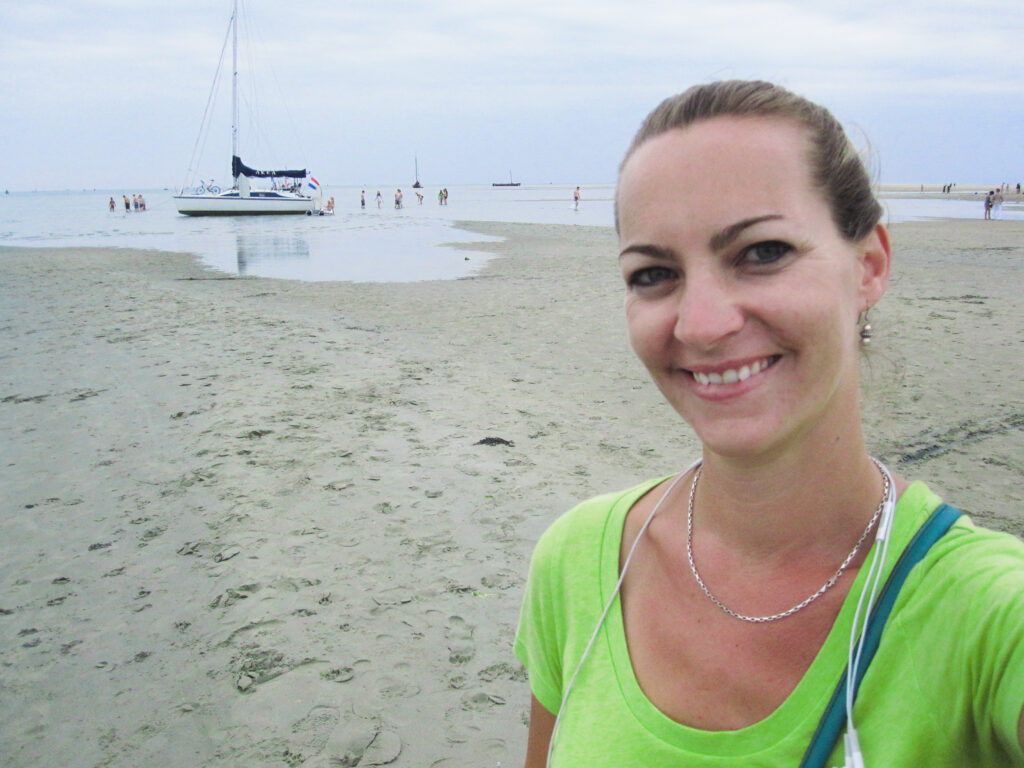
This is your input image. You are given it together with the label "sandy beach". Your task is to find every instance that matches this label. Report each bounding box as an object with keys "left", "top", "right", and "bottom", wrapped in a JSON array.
[{"left": 2, "top": 217, "right": 1023, "bottom": 767}]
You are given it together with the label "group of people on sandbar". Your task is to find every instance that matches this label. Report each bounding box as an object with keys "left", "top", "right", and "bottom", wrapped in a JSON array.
[
  {"left": 984, "top": 187, "right": 1006, "bottom": 219},
  {"left": 109, "top": 194, "right": 145, "bottom": 213},
  {"left": 359, "top": 188, "right": 445, "bottom": 209},
  {"left": 982, "top": 183, "right": 1023, "bottom": 219}
]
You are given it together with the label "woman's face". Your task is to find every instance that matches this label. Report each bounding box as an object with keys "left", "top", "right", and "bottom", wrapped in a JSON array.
[{"left": 617, "top": 116, "right": 889, "bottom": 460}]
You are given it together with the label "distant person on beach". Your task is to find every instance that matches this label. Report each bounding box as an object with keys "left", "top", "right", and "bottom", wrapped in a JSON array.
[
  {"left": 376, "top": 190, "right": 382, "bottom": 208},
  {"left": 416, "top": 191, "right": 424, "bottom": 204},
  {"left": 573, "top": 186, "right": 581, "bottom": 210},
  {"left": 139, "top": 194, "right": 146, "bottom": 211},
  {"left": 123, "top": 195, "right": 130, "bottom": 213},
  {"left": 438, "top": 189, "right": 444, "bottom": 205},
  {"left": 984, "top": 190, "right": 994, "bottom": 220},
  {"left": 993, "top": 188, "right": 1004, "bottom": 219},
  {"left": 442, "top": 188, "right": 448, "bottom": 205},
  {"left": 516, "top": 80, "right": 1024, "bottom": 768},
  {"left": 326, "top": 196, "right": 335, "bottom": 213},
  {"left": 395, "top": 189, "right": 403, "bottom": 209},
  {"left": 132, "top": 194, "right": 140, "bottom": 212},
  {"left": 361, "top": 190, "right": 366, "bottom": 209},
  {"left": 108, "top": 197, "right": 116, "bottom": 212}
]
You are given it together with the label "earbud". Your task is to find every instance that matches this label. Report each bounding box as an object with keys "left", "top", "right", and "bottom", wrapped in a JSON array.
[{"left": 843, "top": 729, "right": 865, "bottom": 768}]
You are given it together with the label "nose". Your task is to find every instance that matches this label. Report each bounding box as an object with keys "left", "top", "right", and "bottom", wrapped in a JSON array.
[{"left": 673, "top": 269, "right": 745, "bottom": 349}]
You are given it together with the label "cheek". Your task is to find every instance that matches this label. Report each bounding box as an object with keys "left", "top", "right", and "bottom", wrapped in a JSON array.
[
  {"left": 624, "top": 298, "right": 673, "bottom": 365},
  {"left": 783, "top": 295, "right": 858, "bottom": 379}
]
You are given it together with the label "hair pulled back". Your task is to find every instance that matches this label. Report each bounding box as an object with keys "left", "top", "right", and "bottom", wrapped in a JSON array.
[{"left": 618, "top": 80, "right": 882, "bottom": 242}]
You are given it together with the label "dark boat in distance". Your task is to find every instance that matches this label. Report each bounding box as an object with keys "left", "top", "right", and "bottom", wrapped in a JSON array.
[
  {"left": 412, "top": 157, "right": 422, "bottom": 189},
  {"left": 492, "top": 170, "right": 520, "bottom": 187}
]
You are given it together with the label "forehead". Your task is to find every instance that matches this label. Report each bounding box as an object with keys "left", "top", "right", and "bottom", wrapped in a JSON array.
[{"left": 618, "top": 116, "right": 820, "bottom": 227}]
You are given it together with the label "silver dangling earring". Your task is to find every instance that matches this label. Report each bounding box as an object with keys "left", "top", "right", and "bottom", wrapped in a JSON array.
[{"left": 858, "top": 309, "right": 873, "bottom": 346}]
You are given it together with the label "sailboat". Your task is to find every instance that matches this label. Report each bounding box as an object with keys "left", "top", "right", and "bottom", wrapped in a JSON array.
[
  {"left": 174, "top": 0, "right": 316, "bottom": 216},
  {"left": 492, "top": 170, "right": 520, "bottom": 187},
  {"left": 412, "top": 156, "right": 422, "bottom": 189}
]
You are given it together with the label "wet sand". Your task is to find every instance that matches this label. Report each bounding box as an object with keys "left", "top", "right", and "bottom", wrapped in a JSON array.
[{"left": 2, "top": 217, "right": 1022, "bottom": 767}]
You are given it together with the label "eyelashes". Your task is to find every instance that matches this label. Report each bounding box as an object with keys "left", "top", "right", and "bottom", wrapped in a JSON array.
[
  {"left": 741, "top": 240, "right": 793, "bottom": 266},
  {"left": 627, "top": 265, "right": 676, "bottom": 288},
  {"left": 625, "top": 240, "right": 796, "bottom": 292}
]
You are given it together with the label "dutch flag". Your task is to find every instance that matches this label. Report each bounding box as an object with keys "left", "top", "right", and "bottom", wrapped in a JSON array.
[{"left": 308, "top": 176, "right": 320, "bottom": 191}]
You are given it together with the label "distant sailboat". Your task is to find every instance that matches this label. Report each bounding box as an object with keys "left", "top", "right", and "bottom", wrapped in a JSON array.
[
  {"left": 492, "top": 170, "right": 520, "bottom": 187},
  {"left": 412, "top": 157, "right": 422, "bottom": 189},
  {"left": 173, "top": 0, "right": 316, "bottom": 216}
]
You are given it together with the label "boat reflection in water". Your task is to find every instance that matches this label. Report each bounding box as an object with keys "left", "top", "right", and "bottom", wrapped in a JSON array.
[{"left": 235, "top": 233, "right": 311, "bottom": 277}]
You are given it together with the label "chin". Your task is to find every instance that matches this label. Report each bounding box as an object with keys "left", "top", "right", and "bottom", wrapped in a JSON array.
[
  {"left": 693, "top": 429, "right": 782, "bottom": 461},
  {"left": 671, "top": 403, "right": 796, "bottom": 461}
]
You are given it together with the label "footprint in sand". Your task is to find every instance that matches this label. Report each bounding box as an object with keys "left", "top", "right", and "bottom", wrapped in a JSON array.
[
  {"left": 461, "top": 691, "right": 507, "bottom": 711},
  {"left": 477, "top": 662, "right": 528, "bottom": 683},
  {"left": 324, "top": 721, "right": 402, "bottom": 767},
  {"left": 320, "top": 666, "right": 355, "bottom": 683},
  {"left": 445, "top": 615, "right": 475, "bottom": 665}
]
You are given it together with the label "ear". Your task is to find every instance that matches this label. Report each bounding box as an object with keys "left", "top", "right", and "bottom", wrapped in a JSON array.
[{"left": 857, "top": 223, "right": 891, "bottom": 309}]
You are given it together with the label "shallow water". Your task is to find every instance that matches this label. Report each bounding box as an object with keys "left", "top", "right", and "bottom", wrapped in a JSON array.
[
  {"left": 0, "top": 186, "right": 1018, "bottom": 283},
  {"left": 879, "top": 194, "right": 1023, "bottom": 226}
]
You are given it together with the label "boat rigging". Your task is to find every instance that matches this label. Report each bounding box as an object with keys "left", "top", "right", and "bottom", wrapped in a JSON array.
[{"left": 173, "top": 0, "right": 318, "bottom": 216}]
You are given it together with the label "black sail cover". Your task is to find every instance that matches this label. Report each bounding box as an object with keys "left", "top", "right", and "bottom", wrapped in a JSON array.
[{"left": 232, "top": 155, "right": 306, "bottom": 179}]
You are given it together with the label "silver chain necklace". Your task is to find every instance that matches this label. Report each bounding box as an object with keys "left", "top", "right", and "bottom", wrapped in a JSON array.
[{"left": 686, "top": 457, "right": 890, "bottom": 623}]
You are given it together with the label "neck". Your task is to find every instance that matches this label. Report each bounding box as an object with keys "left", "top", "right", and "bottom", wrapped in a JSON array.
[{"left": 693, "top": 431, "right": 883, "bottom": 560}]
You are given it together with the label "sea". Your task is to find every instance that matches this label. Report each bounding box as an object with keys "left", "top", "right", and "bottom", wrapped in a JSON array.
[{"left": 0, "top": 185, "right": 1017, "bottom": 283}]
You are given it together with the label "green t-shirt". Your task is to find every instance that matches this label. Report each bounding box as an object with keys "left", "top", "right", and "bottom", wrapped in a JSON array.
[{"left": 515, "top": 480, "right": 1024, "bottom": 766}]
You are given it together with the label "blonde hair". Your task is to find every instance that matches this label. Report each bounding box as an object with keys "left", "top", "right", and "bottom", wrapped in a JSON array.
[{"left": 617, "top": 80, "right": 881, "bottom": 242}]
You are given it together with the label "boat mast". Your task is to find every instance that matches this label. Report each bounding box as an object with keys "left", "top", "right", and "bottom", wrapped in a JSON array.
[{"left": 231, "top": 0, "right": 238, "bottom": 174}]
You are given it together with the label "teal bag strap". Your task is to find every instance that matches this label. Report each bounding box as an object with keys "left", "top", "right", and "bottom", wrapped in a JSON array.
[{"left": 798, "top": 503, "right": 962, "bottom": 768}]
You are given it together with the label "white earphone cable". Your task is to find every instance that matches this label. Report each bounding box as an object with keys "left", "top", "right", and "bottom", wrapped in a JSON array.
[
  {"left": 843, "top": 459, "right": 896, "bottom": 768},
  {"left": 545, "top": 464, "right": 696, "bottom": 767}
]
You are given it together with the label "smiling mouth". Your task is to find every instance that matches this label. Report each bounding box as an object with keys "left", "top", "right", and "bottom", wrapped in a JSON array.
[{"left": 687, "top": 355, "right": 781, "bottom": 386}]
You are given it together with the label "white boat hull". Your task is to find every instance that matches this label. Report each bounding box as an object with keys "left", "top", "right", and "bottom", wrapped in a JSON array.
[{"left": 174, "top": 191, "right": 315, "bottom": 216}]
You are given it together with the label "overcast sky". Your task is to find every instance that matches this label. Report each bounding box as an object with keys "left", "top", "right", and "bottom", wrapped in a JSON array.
[{"left": 2, "top": 0, "right": 1022, "bottom": 191}]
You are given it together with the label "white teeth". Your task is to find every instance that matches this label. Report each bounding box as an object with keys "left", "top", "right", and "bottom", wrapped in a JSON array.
[{"left": 693, "top": 358, "right": 773, "bottom": 386}]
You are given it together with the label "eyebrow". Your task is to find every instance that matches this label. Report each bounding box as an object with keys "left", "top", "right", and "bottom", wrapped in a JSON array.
[
  {"left": 709, "top": 215, "right": 783, "bottom": 251},
  {"left": 618, "top": 243, "right": 675, "bottom": 261},
  {"left": 619, "top": 214, "right": 785, "bottom": 261}
]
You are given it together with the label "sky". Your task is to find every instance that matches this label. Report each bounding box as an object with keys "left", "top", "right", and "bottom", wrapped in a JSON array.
[{"left": 2, "top": 0, "right": 1022, "bottom": 192}]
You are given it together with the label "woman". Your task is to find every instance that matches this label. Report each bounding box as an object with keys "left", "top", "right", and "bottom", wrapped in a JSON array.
[{"left": 515, "top": 81, "right": 1024, "bottom": 767}]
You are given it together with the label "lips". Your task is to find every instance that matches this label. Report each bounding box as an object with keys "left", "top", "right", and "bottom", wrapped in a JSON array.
[{"left": 687, "top": 355, "right": 780, "bottom": 386}]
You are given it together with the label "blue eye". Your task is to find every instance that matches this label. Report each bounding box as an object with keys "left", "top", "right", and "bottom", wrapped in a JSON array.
[
  {"left": 743, "top": 241, "right": 792, "bottom": 265},
  {"left": 628, "top": 266, "right": 676, "bottom": 288}
]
